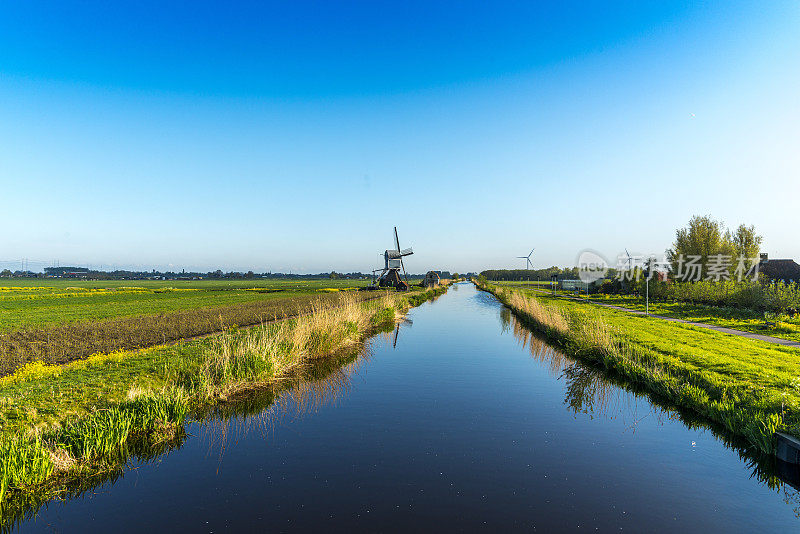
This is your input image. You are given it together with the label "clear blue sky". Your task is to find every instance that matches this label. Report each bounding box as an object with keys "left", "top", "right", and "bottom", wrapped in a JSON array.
[{"left": 1, "top": 1, "right": 798, "bottom": 274}]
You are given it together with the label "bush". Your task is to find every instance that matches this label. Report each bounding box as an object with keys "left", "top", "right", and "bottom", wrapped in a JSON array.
[{"left": 626, "top": 279, "right": 800, "bottom": 314}]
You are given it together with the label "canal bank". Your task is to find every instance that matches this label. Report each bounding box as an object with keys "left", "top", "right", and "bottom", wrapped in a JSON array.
[
  {"left": 0, "top": 285, "right": 451, "bottom": 523},
  {"left": 11, "top": 282, "right": 800, "bottom": 532},
  {"left": 474, "top": 279, "right": 800, "bottom": 456}
]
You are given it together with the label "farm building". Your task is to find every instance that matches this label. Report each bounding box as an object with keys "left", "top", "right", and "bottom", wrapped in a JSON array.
[
  {"left": 423, "top": 271, "right": 440, "bottom": 288},
  {"left": 760, "top": 254, "right": 800, "bottom": 283}
]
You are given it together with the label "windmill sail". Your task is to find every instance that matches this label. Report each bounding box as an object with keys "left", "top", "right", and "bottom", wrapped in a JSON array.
[
  {"left": 394, "top": 227, "right": 401, "bottom": 254},
  {"left": 387, "top": 248, "right": 413, "bottom": 259}
]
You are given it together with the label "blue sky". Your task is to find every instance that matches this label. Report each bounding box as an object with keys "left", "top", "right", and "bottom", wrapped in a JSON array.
[{"left": 1, "top": 1, "right": 798, "bottom": 273}]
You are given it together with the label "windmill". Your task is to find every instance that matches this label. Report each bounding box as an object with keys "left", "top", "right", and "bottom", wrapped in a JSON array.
[
  {"left": 517, "top": 248, "right": 535, "bottom": 270},
  {"left": 375, "top": 227, "right": 413, "bottom": 291}
]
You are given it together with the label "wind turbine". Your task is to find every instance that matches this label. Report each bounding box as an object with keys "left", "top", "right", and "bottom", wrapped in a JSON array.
[
  {"left": 623, "top": 248, "right": 638, "bottom": 297},
  {"left": 517, "top": 248, "right": 535, "bottom": 270}
]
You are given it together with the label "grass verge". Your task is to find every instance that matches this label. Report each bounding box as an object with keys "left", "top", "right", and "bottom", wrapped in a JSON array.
[
  {"left": 475, "top": 280, "right": 800, "bottom": 454},
  {"left": 497, "top": 281, "right": 800, "bottom": 343}
]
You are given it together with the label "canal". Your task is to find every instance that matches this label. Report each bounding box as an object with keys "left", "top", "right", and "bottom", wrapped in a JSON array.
[{"left": 18, "top": 283, "right": 800, "bottom": 532}]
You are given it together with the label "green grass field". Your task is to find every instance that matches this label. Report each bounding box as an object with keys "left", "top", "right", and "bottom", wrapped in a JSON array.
[
  {"left": 0, "top": 278, "right": 431, "bottom": 376},
  {"left": 0, "top": 279, "right": 374, "bottom": 330},
  {"left": 496, "top": 280, "right": 800, "bottom": 343}
]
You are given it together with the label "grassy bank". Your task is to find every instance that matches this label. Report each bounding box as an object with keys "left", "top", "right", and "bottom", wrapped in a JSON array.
[
  {"left": 0, "top": 280, "right": 386, "bottom": 377},
  {"left": 0, "top": 283, "right": 449, "bottom": 520},
  {"left": 475, "top": 280, "right": 800, "bottom": 454},
  {"left": 498, "top": 281, "right": 800, "bottom": 343}
]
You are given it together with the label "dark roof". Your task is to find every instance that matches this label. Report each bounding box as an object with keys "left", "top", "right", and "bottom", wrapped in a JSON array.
[{"left": 761, "top": 259, "right": 800, "bottom": 282}]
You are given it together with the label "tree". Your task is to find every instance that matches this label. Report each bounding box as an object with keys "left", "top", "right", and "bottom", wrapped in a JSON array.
[
  {"left": 667, "top": 215, "right": 761, "bottom": 280},
  {"left": 329, "top": 271, "right": 339, "bottom": 279},
  {"left": 0, "top": 269, "right": 11, "bottom": 277},
  {"left": 731, "top": 224, "right": 762, "bottom": 260}
]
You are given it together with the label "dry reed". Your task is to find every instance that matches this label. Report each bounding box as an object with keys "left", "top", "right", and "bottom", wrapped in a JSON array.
[{"left": 200, "top": 292, "right": 398, "bottom": 398}]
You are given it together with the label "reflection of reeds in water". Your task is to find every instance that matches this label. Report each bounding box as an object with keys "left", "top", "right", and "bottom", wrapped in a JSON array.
[
  {"left": 0, "top": 425, "right": 188, "bottom": 532},
  {"left": 501, "top": 307, "right": 571, "bottom": 378},
  {"left": 501, "top": 307, "right": 664, "bottom": 427},
  {"left": 200, "top": 314, "right": 416, "bottom": 462},
  {"left": 496, "top": 291, "right": 800, "bottom": 509},
  {"left": 481, "top": 280, "right": 788, "bottom": 455},
  {"left": 199, "top": 338, "right": 376, "bottom": 463}
]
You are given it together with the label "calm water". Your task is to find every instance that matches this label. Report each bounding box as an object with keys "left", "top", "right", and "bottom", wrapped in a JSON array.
[{"left": 17, "top": 283, "right": 800, "bottom": 532}]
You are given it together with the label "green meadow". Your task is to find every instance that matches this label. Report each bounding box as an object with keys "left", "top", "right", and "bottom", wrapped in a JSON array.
[{"left": 0, "top": 278, "right": 374, "bottom": 330}]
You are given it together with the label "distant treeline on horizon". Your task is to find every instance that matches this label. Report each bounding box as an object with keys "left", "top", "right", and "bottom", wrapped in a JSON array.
[
  {"left": 479, "top": 267, "right": 618, "bottom": 281},
  {"left": 0, "top": 266, "right": 466, "bottom": 281}
]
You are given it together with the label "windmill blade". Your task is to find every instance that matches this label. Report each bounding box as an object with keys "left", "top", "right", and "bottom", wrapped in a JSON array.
[
  {"left": 394, "top": 226, "right": 411, "bottom": 287},
  {"left": 394, "top": 226, "right": 401, "bottom": 253},
  {"left": 386, "top": 248, "right": 413, "bottom": 259},
  {"left": 528, "top": 248, "right": 535, "bottom": 258}
]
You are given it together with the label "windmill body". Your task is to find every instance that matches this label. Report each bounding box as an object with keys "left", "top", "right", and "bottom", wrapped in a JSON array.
[{"left": 376, "top": 227, "right": 413, "bottom": 290}]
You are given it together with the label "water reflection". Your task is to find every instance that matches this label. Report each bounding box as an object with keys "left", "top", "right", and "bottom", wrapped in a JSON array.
[
  {"left": 198, "top": 328, "right": 395, "bottom": 462},
  {"left": 499, "top": 303, "right": 800, "bottom": 517},
  {"left": 2, "top": 432, "right": 188, "bottom": 533},
  {"left": 499, "top": 306, "right": 665, "bottom": 431},
  {"left": 4, "top": 324, "right": 397, "bottom": 532}
]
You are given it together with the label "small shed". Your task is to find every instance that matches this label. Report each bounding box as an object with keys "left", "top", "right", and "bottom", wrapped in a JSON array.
[{"left": 423, "top": 271, "right": 440, "bottom": 288}]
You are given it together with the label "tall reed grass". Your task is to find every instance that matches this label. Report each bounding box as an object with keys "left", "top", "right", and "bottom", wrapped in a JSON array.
[
  {"left": 199, "top": 292, "right": 398, "bottom": 398},
  {"left": 476, "top": 279, "right": 791, "bottom": 453},
  {"left": 0, "top": 435, "right": 53, "bottom": 503},
  {"left": 0, "top": 388, "right": 191, "bottom": 514},
  {"left": 50, "top": 389, "right": 190, "bottom": 463}
]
